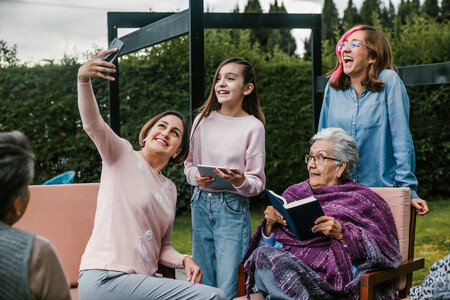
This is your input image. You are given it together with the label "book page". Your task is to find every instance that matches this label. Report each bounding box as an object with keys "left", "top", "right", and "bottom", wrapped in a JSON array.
[{"left": 284, "top": 196, "right": 317, "bottom": 209}]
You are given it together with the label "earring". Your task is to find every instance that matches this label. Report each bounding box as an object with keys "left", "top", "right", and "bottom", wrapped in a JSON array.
[{"left": 16, "top": 211, "right": 21, "bottom": 216}]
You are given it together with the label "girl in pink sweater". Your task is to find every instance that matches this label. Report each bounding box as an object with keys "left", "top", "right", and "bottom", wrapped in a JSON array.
[{"left": 184, "top": 57, "right": 266, "bottom": 299}]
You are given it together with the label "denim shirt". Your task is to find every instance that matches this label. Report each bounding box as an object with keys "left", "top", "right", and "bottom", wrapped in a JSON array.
[{"left": 318, "top": 69, "right": 419, "bottom": 199}]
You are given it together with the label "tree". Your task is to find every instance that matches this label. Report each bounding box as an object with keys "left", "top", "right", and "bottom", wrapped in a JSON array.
[
  {"left": 380, "top": 4, "right": 391, "bottom": 29},
  {"left": 244, "top": 0, "right": 269, "bottom": 51},
  {"left": 398, "top": 0, "right": 411, "bottom": 23},
  {"left": 266, "top": 0, "right": 297, "bottom": 55},
  {"left": 243, "top": 0, "right": 296, "bottom": 55},
  {"left": 244, "top": 0, "right": 262, "bottom": 13},
  {"left": 422, "top": 0, "right": 440, "bottom": 18},
  {"left": 322, "top": 0, "right": 340, "bottom": 44},
  {"left": 388, "top": 0, "right": 397, "bottom": 22},
  {"left": 342, "top": 0, "right": 360, "bottom": 29},
  {"left": 0, "top": 40, "right": 19, "bottom": 67},
  {"left": 302, "top": 35, "right": 312, "bottom": 61},
  {"left": 360, "top": 0, "right": 381, "bottom": 25},
  {"left": 410, "top": 0, "right": 421, "bottom": 15},
  {"left": 442, "top": 0, "right": 450, "bottom": 20}
]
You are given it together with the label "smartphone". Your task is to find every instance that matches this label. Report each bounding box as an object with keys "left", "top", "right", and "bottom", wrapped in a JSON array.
[
  {"left": 101, "top": 38, "right": 124, "bottom": 63},
  {"left": 217, "top": 167, "right": 239, "bottom": 175}
]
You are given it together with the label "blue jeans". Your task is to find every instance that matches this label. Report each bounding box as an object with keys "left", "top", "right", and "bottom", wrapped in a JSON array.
[
  {"left": 254, "top": 268, "right": 296, "bottom": 300},
  {"left": 191, "top": 187, "right": 251, "bottom": 299},
  {"left": 78, "top": 269, "right": 227, "bottom": 300}
]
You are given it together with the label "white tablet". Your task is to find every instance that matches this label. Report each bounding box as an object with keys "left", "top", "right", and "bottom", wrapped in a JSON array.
[{"left": 197, "top": 165, "right": 238, "bottom": 191}]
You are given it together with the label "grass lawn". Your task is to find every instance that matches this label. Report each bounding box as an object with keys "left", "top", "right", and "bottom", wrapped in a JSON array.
[{"left": 172, "top": 199, "right": 449, "bottom": 287}]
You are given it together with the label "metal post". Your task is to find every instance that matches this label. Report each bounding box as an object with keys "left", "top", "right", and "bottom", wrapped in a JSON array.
[
  {"left": 311, "top": 26, "right": 322, "bottom": 134},
  {"left": 107, "top": 16, "right": 120, "bottom": 135},
  {"left": 189, "top": 0, "right": 205, "bottom": 126}
]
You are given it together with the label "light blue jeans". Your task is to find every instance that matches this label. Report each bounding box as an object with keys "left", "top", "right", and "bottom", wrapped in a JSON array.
[
  {"left": 78, "top": 269, "right": 227, "bottom": 300},
  {"left": 191, "top": 187, "right": 251, "bottom": 299},
  {"left": 253, "top": 268, "right": 296, "bottom": 300}
]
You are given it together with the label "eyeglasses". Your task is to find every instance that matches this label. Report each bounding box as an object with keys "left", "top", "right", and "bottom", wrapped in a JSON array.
[
  {"left": 305, "top": 154, "right": 341, "bottom": 165},
  {"left": 337, "top": 40, "right": 370, "bottom": 52}
]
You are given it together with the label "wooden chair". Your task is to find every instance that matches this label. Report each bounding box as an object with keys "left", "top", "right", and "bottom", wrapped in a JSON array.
[{"left": 236, "top": 187, "right": 424, "bottom": 299}]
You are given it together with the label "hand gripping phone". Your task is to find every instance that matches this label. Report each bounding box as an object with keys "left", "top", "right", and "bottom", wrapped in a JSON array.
[{"left": 101, "top": 38, "right": 124, "bottom": 63}]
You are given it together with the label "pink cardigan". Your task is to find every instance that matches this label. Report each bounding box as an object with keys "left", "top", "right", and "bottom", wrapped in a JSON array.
[{"left": 78, "top": 81, "right": 185, "bottom": 276}]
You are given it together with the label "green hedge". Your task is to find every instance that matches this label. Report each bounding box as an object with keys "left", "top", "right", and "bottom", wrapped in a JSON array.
[{"left": 0, "top": 24, "right": 448, "bottom": 213}]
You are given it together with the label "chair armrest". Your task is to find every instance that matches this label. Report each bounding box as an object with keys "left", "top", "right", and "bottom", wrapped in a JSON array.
[
  {"left": 237, "top": 264, "right": 246, "bottom": 296},
  {"left": 156, "top": 263, "right": 176, "bottom": 279},
  {"left": 360, "top": 257, "right": 424, "bottom": 300}
]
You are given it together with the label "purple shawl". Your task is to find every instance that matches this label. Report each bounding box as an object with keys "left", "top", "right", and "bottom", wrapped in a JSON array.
[{"left": 243, "top": 180, "right": 402, "bottom": 299}]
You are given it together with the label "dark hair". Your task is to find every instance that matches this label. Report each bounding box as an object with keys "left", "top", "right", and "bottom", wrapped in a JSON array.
[
  {"left": 194, "top": 57, "right": 265, "bottom": 132},
  {"left": 0, "top": 131, "right": 34, "bottom": 220},
  {"left": 139, "top": 111, "right": 190, "bottom": 165},
  {"left": 329, "top": 25, "right": 393, "bottom": 92}
]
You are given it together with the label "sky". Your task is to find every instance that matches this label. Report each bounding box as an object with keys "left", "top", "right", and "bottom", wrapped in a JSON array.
[{"left": 0, "top": 0, "right": 401, "bottom": 64}]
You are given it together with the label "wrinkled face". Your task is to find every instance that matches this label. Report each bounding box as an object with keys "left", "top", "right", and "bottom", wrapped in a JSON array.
[
  {"left": 341, "top": 30, "right": 375, "bottom": 80},
  {"left": 215, "top": 62, "right": 252, "bottom": 107},
  {"left": 308, "top": 140, "right": 344, "bottom": 189},
  {"left": 143, "top": 115, "right": 183, "bottom": 160}
]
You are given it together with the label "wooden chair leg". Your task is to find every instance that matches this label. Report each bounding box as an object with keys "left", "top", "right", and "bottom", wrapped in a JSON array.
[
  {"left": 360, "top": 285, "right": 374, "bottom": 300},
  {"left": 237, "top": 264, "right": 246, "bottom": 297}
]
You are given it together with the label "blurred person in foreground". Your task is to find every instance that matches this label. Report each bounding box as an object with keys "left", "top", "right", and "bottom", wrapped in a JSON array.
[{"left": 0, "top": 131, "right": 71, "bottom": 300}]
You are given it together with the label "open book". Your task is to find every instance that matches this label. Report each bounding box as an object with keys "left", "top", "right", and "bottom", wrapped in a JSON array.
[{"left": 266, "top": 189, "right": 324, "bottom": 241}]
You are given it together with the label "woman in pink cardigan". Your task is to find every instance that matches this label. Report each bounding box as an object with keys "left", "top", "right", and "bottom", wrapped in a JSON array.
[{"left": 77, "top": 48, "right": 226, "bottom": 300}]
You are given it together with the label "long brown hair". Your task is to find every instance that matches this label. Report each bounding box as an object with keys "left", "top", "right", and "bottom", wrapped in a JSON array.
[
  {"left": 193, "top": 57, "right": 265, "bottom": 133},
  {"left": 329, "top": 25, "right": 394, "bottom": 92}
]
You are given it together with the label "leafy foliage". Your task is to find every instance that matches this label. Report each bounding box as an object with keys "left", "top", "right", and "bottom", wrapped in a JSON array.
[
  {"left": 0, "top": 13, "right": 448, "bottom": 213},
  {"left": 0, "top": 61, "right": 104, "bottom": 184},
  {"left": 0, "top": 40, "right": 19, "bottom": 67}
]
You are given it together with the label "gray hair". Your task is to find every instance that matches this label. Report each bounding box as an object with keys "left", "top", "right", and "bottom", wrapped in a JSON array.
[
  {"left": 0, "top": 131, "right": 34, "bottom": 220},
  {"left": 311, "top": 127, "right": 359, "bottom": 181}
]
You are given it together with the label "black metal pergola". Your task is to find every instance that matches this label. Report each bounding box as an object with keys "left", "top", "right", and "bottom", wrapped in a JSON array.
[
  {"left": 105, "top": 0, "right": 322, "bottom": 134},
  {"left": 105, "top": 1, "right": 450, "bottom": 135}
]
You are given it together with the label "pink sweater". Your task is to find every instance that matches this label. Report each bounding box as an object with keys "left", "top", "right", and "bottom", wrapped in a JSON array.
[
  {"left": 78, "top": 81, "right": 185, "bottom": 276},
  {"left": 184, "top": 111, "right": 266, "bottom": 197}
]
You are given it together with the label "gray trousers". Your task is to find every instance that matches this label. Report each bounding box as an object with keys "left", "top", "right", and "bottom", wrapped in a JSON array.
[{"left": 78, "top": 269, "right": 227, "bottom": 300}]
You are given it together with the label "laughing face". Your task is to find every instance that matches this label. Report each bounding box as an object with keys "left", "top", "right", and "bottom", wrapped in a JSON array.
[
  {"left": 143, "top": 114, "right": 183, "bottom": 160},
  {"left": 214, "top": 62, "right": 253, "bottom": 108},
  {"left": 308, "top": 139, "right": 346, "bottom": 189},
  {"left": 341, "top": 30, "right": 375, "bottom": 82}
]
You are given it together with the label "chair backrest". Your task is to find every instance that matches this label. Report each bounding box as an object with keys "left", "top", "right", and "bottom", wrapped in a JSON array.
[
  {"left": 14, "top": 183, "right": 99, "bottom": 287},
  {"left": 42, "top": 171, "right": 76, "bottom": 185},
  {"left": 370, "top": 187, "right": 412, "bottom": 290}
]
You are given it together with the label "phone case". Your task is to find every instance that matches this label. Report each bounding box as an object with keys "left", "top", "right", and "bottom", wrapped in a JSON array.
[{"left": 102, "top": 38, "right": 124, "bottom": 63}]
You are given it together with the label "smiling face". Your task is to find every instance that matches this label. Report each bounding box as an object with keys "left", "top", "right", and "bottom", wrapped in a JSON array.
[
  {"left": 214, "top": 62, "right": 253, "bottom": 108},
  {"left": 341, "top": 30, "right": 375, "bottom": 82},
  {"left": 308, "top": 139, "right": 346, "bottom": 189},
  {"left": 143, "top": 114, "right": 183, "bottom": 160}
]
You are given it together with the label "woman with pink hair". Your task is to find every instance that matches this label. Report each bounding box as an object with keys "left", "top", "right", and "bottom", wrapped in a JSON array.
[{"left": 318, "top": 25, "right": 428, "bottom": 216}]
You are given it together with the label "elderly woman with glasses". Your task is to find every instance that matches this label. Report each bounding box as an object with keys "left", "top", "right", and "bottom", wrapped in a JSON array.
[
  {"left": 318, "top": 25, "right": 428, "bottom": 216},
  {"left": 238, "top": 127, "right": 402, "bottom": 300}
]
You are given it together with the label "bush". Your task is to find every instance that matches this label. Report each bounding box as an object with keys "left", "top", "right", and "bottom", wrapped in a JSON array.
[{"left": 0, "top": 20, "right": 448, "bottom": 213}]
